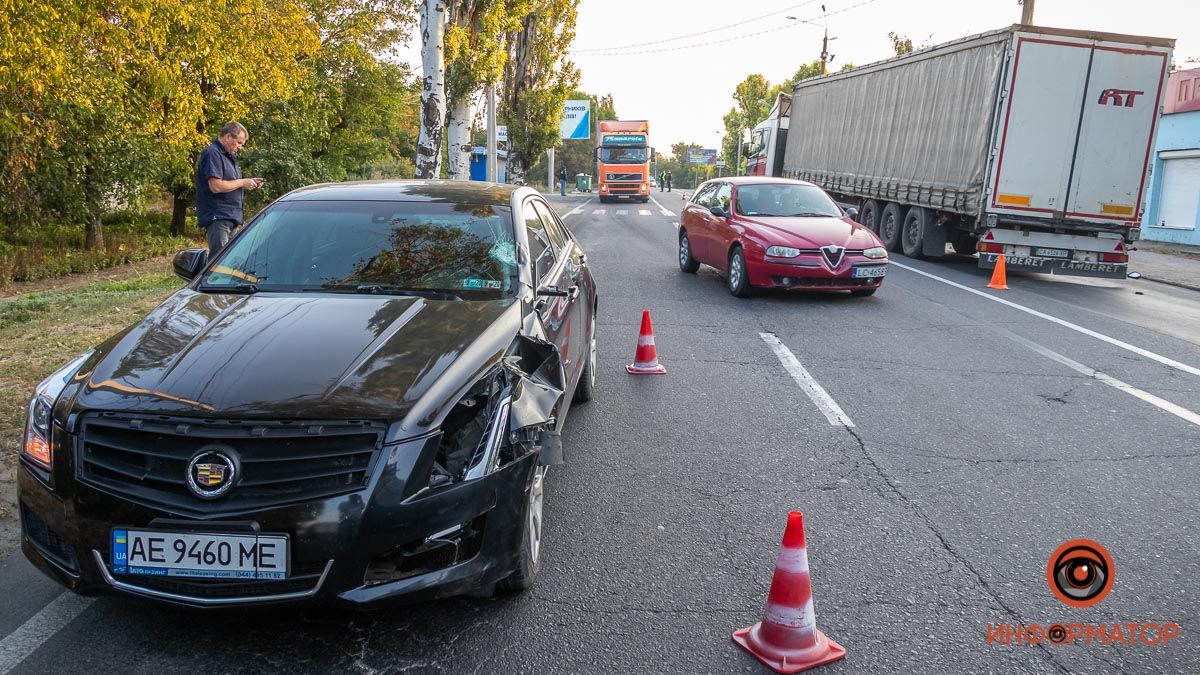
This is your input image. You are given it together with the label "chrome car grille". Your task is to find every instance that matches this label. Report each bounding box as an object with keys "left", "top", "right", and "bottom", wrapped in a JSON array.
[
  {"left": 76, "top": 412, "right": 386, "bottom": 515},
  {"left": 605, "top": 173, "right": 643, "bottom": 182}
]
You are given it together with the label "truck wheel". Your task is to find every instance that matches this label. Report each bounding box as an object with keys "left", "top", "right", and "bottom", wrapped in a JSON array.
[
  {"left": 859, "top": 199, "right": 881, "bottom": 233},
  {"left": 878, "top": 203, "right": 905, "bottom": 252},
  {"left": 951, "top": 231, "right": 977, "bottom": 256},
  {"left": 901, "top": 207, "right": 929, "bottom": 259}
]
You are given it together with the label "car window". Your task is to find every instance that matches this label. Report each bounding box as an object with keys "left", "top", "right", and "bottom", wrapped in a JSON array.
[
  {"left": 692, "top": 184, "right": 717, "bottom": 207},
  {"left": 523, "top": 202, "right": 558, "bottom": 281},
  {"left": 532, "top": 201, "right": 570, "bottom": 252},
  {"left": 200, "top": 200, "right": 517, "bottom": 298},
  {"left": 734, "top": 183, "right": 843, "bottom": 217},
  {"left": 714, "top": 184, "right": 732, "bottom": 212}
]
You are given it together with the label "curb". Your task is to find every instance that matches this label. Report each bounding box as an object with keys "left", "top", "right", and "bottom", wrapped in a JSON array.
[{"left": 1138, "top": 275, "right": 1200, "bottom": 293}]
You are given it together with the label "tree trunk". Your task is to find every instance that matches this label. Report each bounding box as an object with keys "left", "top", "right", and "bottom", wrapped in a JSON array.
[
  {"left": 416, "top": 0, "right": 447, "bottom": 179},
  {"left": 171, "top": 187, "right": 190, "bottom": 236},
  {"left": 506, "top": 152, "right": 526, "bottom": 186},
  {"left": 445, "top": 96, "right": 473, "bottom": 181},
  {"left": 85, "top": 214, "right": 104, "bottom": 251}
]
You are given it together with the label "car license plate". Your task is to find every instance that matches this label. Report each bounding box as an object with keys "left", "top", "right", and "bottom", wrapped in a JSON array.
[
  {"left": 111, "top": 529, "right": 289, "bottom": 580},
  {"left": 1035, "top": 247, "right": 1069, "bottom": 258},
  {"left": 852, "top": 265, "right": 888, "bottom": 278}
]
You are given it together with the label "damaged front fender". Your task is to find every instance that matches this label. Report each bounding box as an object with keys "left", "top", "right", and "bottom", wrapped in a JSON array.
[{"left": 503, "top": 334, "right": 566, "bottom": 466}]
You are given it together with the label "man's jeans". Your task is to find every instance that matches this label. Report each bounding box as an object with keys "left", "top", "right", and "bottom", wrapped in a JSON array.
[
  {"left": 204, "top": 219, "right": 238, "bottom": 257},
  {"left": 559, "top": 179, "right": 566, "bottom": 196}
]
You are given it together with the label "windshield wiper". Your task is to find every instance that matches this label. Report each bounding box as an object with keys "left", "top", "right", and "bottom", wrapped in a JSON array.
[
  {"left": 314, "top": 284, "right": 463, "bottom": 301},
  {"left": 198, "top": 281, "right": 258, "bottom": 294},
  {"left": 786, "top": 212, "right": 834, "bottom": 217}
]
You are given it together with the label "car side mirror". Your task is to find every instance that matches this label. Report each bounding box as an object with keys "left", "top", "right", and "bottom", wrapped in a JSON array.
[
  {"left": 173, "top": 248, "right": 208, "bottom": 281},
  {"left": 741, "top": 142, "right": 750, "bottom": 157},
  {"left": 844, "top": 207, "right": 859, "bottom": 219},
  {"left": 709, "top": 206, "right": 728, "bottom": 218}
]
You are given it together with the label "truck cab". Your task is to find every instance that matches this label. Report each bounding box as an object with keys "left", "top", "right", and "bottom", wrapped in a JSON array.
[{"left": 596, "top": 120, "right": 652, "bottom": 203}]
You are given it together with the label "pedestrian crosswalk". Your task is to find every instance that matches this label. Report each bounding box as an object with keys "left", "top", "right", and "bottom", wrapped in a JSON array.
[{"left": 590, "top": 208, "right": 677, "bottom": 217}]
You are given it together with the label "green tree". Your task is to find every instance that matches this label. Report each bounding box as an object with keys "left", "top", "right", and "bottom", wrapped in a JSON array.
[
  {"left": 719, "top": 74, "right": 774, "bottom": 173},
  {"left": 889, "top": 32, "right": 915, "bottom": 56},
  {"left": 527, "top": 90, "right": 614, "bottom": 185},
  {"left": 500, "top": 0, "right": 580, "bottom": 183}
]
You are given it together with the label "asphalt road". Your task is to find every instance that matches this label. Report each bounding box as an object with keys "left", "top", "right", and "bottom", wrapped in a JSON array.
[{"left": 2, "top": 188, "right": 1198, "bottom": 673}]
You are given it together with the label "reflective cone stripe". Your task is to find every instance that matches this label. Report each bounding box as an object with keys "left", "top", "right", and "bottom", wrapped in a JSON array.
[
  {"left": 988, "top": 254, "right": 1009, "bottom": 290},
  {"left": 732, "top": 511, "right": 846, "bottom": 673},
  {"left": 627, "top": 309, "right": 666, "bottom": 374}
]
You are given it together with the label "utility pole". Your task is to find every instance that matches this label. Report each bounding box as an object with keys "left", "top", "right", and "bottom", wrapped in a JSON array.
[
  {"left": 820, "top": 4, "right": 829, "bottom": 75},
  {"left": 486, "top": 84, "right": 498, "bottom": 182},
  {"left": 547, "top": 148, "right": 555, "bottom": 192},
  {"left": 1020, "top": 0, "right": 1035, "bottom": 24}
]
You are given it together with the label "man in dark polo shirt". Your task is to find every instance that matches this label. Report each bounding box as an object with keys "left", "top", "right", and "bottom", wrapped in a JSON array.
[{"left": 195, "top": 121, "right": 264, "bottom": 255}]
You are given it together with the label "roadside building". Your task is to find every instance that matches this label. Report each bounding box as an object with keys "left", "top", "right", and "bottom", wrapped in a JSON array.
[{"left": 1142, "top": 66, "right": 1200, "bottom": 244}]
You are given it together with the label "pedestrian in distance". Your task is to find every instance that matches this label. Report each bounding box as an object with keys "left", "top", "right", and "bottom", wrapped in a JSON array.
[
  {"left": 558, "top": 166, "right": 568, "bottom": 196},
  {"left": 195, "top": 121, "right": 263, "bottom": 257},
  {"left": 659, "top": 170, "right": 666, "bottom": 192},
  {"left": 665, "top": 170, "right": 672, "bottom": 192}
]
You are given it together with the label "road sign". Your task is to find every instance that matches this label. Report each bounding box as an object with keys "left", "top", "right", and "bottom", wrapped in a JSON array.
[
  {"left": 715, "top": 159, "right": 726, "bottom": 168},
  {"left": 497, "top": 125, "right": 507, "bottom": 143},
  {"left": 688, "top": 149, "right": 718, "bottom": 164},
  {"left": 561, "top": 100, "right": 590, "bottom": 140}
]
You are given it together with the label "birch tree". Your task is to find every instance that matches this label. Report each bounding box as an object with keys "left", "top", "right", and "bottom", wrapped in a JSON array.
[{"left": 416, "top": 0, "right": 448, "bottom": 178}]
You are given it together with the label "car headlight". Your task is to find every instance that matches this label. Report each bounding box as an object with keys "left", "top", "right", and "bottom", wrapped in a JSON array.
[
  {"left": 863, "top": 246, "right": 888, "bottom": 259},
  {"left": 766, "top": 246, "right": 801, "bottom": 258},
  {"left": 22, "top": 350, "right": 93, "bottom": 470}
]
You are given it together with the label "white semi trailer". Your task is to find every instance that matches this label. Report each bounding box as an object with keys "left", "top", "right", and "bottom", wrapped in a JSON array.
[{"left": 748, "top": 25, "right": 1174, "bottom": 278}]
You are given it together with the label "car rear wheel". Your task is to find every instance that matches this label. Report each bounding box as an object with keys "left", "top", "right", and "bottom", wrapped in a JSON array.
[
  {"left": 859, "top": 199, "right": 881, "bottom": 233},
  {"left": 572, "top": 308, "right": 597, "bottom": 403},
  {"left": 901, "top": 206, "right": 929, "bottom": 259},
  {"left": 727, "top": 246, "right": 752, "bottom": 298},
  {"left": 879, "top": 202, "right": 905, "bottom": 252},
  {"left": 679, "top": 230, "right": 700, "bottom": 273},
  {"left": 499, "top": 465, "right": 546, "bottom": 592}
]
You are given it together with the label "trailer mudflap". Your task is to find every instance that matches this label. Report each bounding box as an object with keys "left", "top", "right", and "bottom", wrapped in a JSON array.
[{"left": 979, "top": 253, "right": 1125, "bottom": 279}]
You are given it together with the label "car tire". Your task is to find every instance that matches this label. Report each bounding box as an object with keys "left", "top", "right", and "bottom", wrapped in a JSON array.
[
  {"left": 878, "top": 202, "right": 905, "bottom": 252},
  {"left": 851, "top": 288, "right": 878, "bottom": 297},
  {"left": 572, "top": 308, "right": 597, "bottom": 403},
  {"left": 951, "top": 231, "right": 977, "bottom": 256},
  {"left": 859, "top": 199, "right": 881, "bottom": 233},
  {"left": 679, "top": 229, "right": 700, "bottom": 273},
  {"left": 901, "top": 206, "right": 929, "bottom": 259},
  {"left": 499, "top": 465, "right": 546, "bottom": 593},
  {"left": 727, "top": 246, "right": 753, "bottom": 298}
]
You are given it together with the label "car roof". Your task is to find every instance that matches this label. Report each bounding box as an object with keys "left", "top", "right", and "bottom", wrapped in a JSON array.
[
  {"left": 278, "top": 180, "right": 528, "bottom": 205},
  {"left": 706, "top": 176, "right": 818, "bottom": 187}
]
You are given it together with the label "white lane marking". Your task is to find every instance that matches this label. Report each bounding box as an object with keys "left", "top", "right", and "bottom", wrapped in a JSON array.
[
  {"left": 760, "top": 333, "right": 855, "bottom": 427},
  {"left": 616, "top": 209, "right": 628, "bottom": 215},
  {"left": 890, "top": 261, "right": 1200, "bottom": 379},
  {"left": 649, "top": 196, "right": 675, "bottom": 217},
  {"left": 638, "top": 209, "right": 652, "bottom": 216},
  {"left": 0, "top": 592, "right": 96, "bottom": 672},
  {"left": 1007, "top": 332, "right": 1200, "bottom": 428},
  {"left": 564, "top": 199, "right": 593, "bottom": 217},
  {"left": 592, "top": 209, "right": 606, "bottom": 215}
]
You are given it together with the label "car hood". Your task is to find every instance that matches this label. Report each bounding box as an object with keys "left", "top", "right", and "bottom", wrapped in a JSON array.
[
  {"left": 72, "top": 290, "right": 521, "bottom": 421},
  {"left": 742, "top": 216, "right": 882, "bottom": 249}
]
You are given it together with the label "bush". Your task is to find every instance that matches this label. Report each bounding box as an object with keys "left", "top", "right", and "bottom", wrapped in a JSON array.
[{"left": 0, "top": 213, "right": 200, "bottom": 286}]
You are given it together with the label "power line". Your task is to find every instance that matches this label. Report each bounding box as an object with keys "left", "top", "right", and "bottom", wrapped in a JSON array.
[
  {"left": 570, "top": 0, "right": 883, "bottom": 58},
  {"left": 569, "top": 0, "right": 819, "bottom": 54}
]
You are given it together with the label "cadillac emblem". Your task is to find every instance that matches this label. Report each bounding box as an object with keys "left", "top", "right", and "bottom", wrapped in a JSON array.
[{"left": 186, "top": 445, "right": 239, "bottom": 500}]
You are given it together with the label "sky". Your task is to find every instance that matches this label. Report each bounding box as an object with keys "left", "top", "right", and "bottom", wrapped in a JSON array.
[{"left": 401, "top": 0, "right": 1199, "bottom": 154}]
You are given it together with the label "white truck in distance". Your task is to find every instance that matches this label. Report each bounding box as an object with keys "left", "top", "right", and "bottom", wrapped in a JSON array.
[{"left": 746, "top": 24, "right": 1174, "bottom": 279}]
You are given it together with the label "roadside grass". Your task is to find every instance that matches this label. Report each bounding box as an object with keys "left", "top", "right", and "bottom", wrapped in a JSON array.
[{"left": 0, "top": 270, "right": 183, "bottom": 512}]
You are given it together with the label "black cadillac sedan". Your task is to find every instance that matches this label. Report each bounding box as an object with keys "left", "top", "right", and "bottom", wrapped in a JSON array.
[{"left": 18, "top": 180, "right": 598, "bottom": 607}]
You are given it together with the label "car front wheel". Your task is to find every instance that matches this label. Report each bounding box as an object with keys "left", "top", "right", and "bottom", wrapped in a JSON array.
[
  {"left": 499, "top": 465, "right": 546, "bottom": 592},
  {"left": 572, "top": 308, "right": 596, "bottom": 403},
  {"left": 728, "top": 246, "right": 752, "bottom": 298},
  {"left": 679, "top": 230, "right": 700, "bottom": 273}
]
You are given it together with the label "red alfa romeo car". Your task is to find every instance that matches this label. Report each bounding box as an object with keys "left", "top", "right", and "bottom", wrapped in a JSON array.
[{"left": 678, "top": 177, "right": 889, "bottom": 297}]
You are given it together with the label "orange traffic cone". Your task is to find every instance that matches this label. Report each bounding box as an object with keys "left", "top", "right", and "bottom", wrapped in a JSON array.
[
  {"left": 987, "top": 254, "right": 1009, "bottom": 290},
  {"left": 626, "top": 309, "right": 667, "bottom": 375},
  {"left": 733, "top": 512, "right": 846, "bottom": 674}
]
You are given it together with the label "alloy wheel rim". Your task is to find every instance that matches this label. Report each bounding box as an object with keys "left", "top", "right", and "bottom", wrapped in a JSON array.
[
  {"left": 528, "top": 467, "right": 545, "bottom": 563},
  {"left": 588, "top": 316, "right": 597, "bottom": 388},
  {"left": 730, "top": 254, "right": 742, "bottom": 289},
  {"left": 679, "top": 235, "right": 689, "bottom": 268}
]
